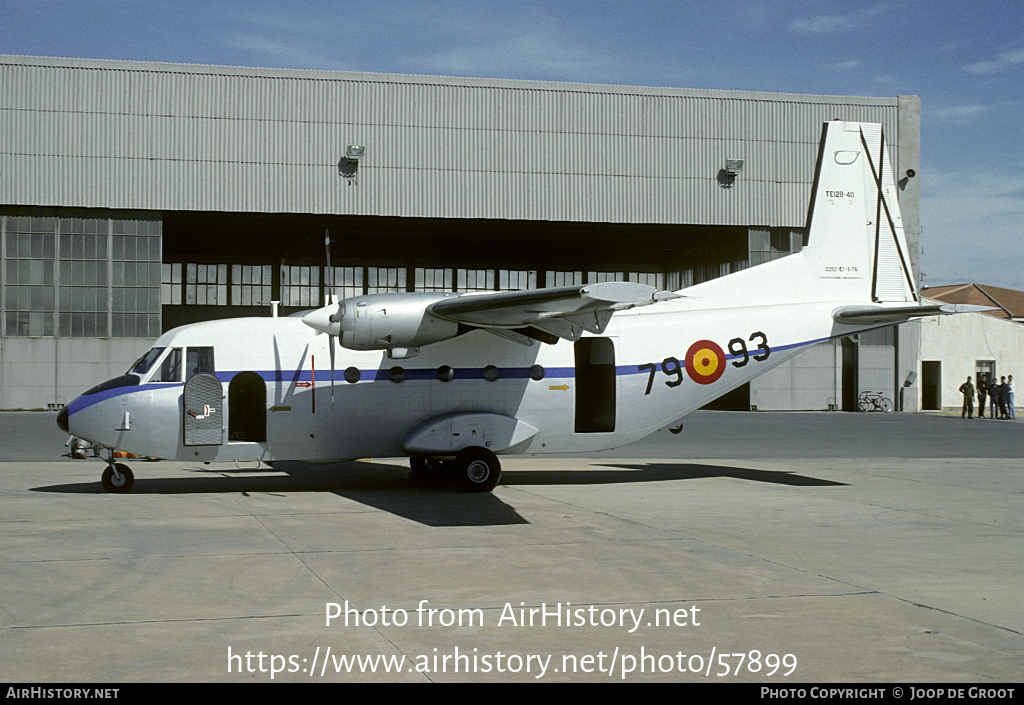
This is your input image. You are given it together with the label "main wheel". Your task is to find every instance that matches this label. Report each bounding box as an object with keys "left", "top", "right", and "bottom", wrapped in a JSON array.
[
  {"left": 450, "top": 447, "right": 501, "bottom": 493},
  {"left": 101, "top": 463, "right": 134, "bottom": 493}
]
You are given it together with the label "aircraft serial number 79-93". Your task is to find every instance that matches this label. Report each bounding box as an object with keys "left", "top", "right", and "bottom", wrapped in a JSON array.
[{"left": 58, "top": 121, "right": 983, "bottom": 493}]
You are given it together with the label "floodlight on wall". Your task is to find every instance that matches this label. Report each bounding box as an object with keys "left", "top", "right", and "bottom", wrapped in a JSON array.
[
  {"left": 725, "top": 158, "right": 744, "bottom": 177},
  {"left": 345, "top": 144, "right": 365, "bottom": 163}
]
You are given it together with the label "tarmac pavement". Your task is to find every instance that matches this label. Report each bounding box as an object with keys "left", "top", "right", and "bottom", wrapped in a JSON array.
[{"left": 0, "top": 410, "right": 1021, "bottom": 682}]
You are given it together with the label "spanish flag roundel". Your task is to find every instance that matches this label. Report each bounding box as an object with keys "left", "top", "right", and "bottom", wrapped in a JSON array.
[{"left": 685, "top": 339, "right": 726, "bottom": 385}]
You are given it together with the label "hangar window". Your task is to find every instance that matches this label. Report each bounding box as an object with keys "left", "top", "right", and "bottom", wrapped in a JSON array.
[
  {"left": 457, "top": 269, "right": 494, "bottom": 292},
  {"left": 232, "top": 264, "right": 273, "bottom": 306},
  {"left": 665, "top": 270, "right": 693, "bottom": 290},
  {"left": 162, "top": 263, "right": 183, "bottom": 305},
  {"left": 367, "top": 267, "right": 406, "bottom": 294},
  {"left": 547, "top": 271, "right": 584, "bottom": 287},
  {"left": 110, "top": 217, "right": 162, "bottom": 337},
  {"left": 184, "top": 263, "right": 228, "bottom": 306},
  {"left": 415, "top": 268, "right": 453, "bottom": 292},
  {"left": 499, "top": 270, "right": 537, "bottom": 291},
  {"left": 628, "top": 272, "right": 664, "bottom": 288},
  {"left": 2, "top": 208, "right": 161, "bottom": 339},
  {"left": 325, "top": 266, "right": 364, "bottom": 299},
  {"left": 281, "top": 265, "right": 320, "bottom": 307},
  {"left": 3, "top": 214, "right": 55, "bottom": 337}
]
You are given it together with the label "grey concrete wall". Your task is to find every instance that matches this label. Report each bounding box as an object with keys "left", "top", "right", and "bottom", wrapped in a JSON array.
[{"left": 0, "top": 337, "right": 151, "bottom": 409}]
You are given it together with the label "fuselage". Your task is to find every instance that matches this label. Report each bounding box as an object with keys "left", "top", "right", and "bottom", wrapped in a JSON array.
[{"left": 59, "top": 294, "right": 863, "bottom": 464}]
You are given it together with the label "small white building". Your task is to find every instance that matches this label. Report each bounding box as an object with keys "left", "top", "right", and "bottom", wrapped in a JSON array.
[{"left": 917, "top": 284, "right": 1023, "bottom": 413}]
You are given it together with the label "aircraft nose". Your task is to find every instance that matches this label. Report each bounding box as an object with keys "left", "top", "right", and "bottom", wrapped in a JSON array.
[{"left": 56, "top": 406, "right": 69, "bottom": 433}]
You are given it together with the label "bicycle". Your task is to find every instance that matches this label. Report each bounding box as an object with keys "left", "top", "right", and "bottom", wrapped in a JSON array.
[{"left": 858, "top": 390, "right": 893, "bottom": 413}]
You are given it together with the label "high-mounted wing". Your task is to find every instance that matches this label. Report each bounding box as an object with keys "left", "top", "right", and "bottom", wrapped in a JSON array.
[
  {"left": 301, "top": 281, "right": 682, "bottom": 356},
  {"left": 430, "top": 281, "right": 681, "bottom": 344}
]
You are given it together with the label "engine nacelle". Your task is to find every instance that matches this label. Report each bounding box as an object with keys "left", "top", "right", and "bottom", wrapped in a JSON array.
[{"left": 302, "top": 292, "right": 461, "bottom": 355}]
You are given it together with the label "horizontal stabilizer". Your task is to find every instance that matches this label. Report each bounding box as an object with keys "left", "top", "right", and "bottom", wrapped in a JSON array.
[{"left": 833, "top": 303, "right": 996, "bottom": 325}]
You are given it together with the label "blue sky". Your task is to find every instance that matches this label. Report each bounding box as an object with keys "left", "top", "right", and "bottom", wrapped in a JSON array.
[{"left": 3, "top": 0, "right": 1021, "bottom": 290}]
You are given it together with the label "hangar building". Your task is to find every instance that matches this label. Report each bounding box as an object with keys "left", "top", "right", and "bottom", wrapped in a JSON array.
[{"left": 0, "top": 55, "right": 922, "bottom": 411}]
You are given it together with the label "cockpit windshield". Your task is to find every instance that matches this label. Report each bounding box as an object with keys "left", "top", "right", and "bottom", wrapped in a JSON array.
[{"left": 129, "top": 347, "right": 166, "bottom": 376}]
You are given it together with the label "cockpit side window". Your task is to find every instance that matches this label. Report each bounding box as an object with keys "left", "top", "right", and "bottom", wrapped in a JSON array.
[
  {"left": 151, "top": 347, "right": 182, "bottom": 383},
  {"left": 129, "top": 347, "right": 166, "bottom": 376},
  {"left": 187, "top": 347, "right": 215, "bottom": 380}
]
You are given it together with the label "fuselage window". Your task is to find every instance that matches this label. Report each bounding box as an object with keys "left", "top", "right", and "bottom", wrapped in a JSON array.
[
  {"left": 482, "top": 365, "right": 500, "bottom": 382},
  {"left": 529, "top": 364, "right": 545, "bottom": 381},
  {"left": 344, "top": 366, "right": 361, "bottom": 383},
  {"left": 389, "top": 367, "right": 406, "bottom": 384},
  {"left": 437, "top": 365, "right": 455, "bottom": 383}
]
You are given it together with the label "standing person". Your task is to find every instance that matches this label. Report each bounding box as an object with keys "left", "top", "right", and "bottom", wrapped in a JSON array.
[
  {"left": 959, "top": 376, "right": 975, "bottom": 419},
  {"left": 1009, "top": 375, "right": 1016, "bottom": 419},
  {"left": 991, "top": 377, "right": 1000, "bottom": 418},
  {"left": 977, "top": 374, "right": 989, "bottom": 418},
  {"left": 997, "top": 376, "right": 1009, "bottom": 419}
]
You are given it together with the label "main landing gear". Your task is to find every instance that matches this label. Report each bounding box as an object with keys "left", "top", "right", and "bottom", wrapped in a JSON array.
[
  {"left": 409, "top": 446, "right": 502, "bottom": 493},
  {"left": 101, "top": 459, "right": 134, "bottom": 493}
]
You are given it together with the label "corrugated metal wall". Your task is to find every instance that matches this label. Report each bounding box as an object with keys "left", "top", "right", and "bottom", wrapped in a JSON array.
[{"left": 0, "top": 56, "right": 900, "bottom": 226}]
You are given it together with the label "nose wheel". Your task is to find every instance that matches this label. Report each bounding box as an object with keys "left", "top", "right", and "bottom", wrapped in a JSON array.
[{"left": 101, "top": 462, "right": 135, "bottom": 493}]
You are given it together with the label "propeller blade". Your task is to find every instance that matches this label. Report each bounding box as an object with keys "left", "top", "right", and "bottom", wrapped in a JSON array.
[{"left": 324, "top": 228, "right": 336, "bottom": 411}]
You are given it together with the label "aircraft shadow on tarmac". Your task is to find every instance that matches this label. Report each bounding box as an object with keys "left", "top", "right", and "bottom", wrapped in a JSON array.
[{"left": 31, "top": 460, "right": 845, "bottom": 527}]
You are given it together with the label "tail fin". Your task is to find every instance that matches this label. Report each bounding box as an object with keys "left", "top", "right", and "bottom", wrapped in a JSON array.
[
  {"left": 801, "top": 120, "right": 918, "bottom": 303},
  {"left": 684, "top": 121, "right": 918, "bottom": 308}
]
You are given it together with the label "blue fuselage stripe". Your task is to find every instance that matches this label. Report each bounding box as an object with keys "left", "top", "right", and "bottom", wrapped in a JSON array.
[{"left": 66, "top": 335, "right": 835, "bottom": 416}]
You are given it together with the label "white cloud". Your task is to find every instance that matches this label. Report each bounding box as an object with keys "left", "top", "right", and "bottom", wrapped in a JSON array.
[
  {"left": 928, "top": 105, "right": 987, "bottom": 124},
  {"left": 967, "top": 43, "right": 1024, "bottom": 74},
  {"left": 789, "top": 4, "right": 895, "bottom": 34}
]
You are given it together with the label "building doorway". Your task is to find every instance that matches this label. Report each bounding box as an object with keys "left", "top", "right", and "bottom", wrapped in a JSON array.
[{"left": 921, "top": 361, "right": 941, "bottom": 411}]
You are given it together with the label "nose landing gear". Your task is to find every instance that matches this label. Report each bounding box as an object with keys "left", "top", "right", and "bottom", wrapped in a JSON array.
[{"left": 101, "top": 460, "right": 135, "bottom": 493}]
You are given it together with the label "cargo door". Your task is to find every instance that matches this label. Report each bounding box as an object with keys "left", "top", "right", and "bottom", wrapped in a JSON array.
[{"left": 574, "top": 338, "right": 616, "bottom": 433}]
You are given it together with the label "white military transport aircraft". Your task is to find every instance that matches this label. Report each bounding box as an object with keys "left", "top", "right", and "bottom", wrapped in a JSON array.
[{"left": 57, "top": 121, "right": 979, "bottom": 493}]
